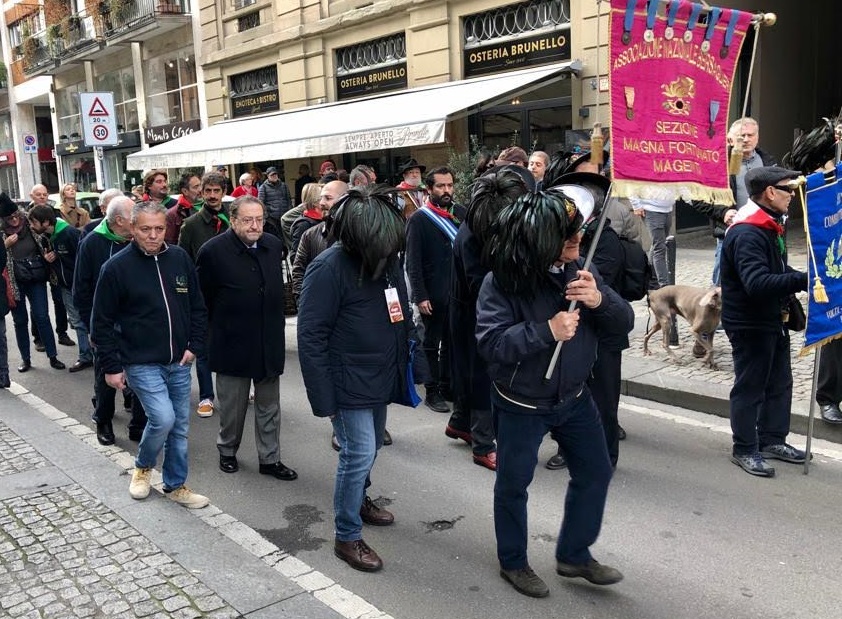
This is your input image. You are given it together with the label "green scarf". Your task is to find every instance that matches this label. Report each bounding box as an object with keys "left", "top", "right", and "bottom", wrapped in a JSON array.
[
  {"left": 50, "top": 218, "right": 70, "bottom": 242},
  {"left": 93, "top": 218, "right": 126, "bottom": 242}
]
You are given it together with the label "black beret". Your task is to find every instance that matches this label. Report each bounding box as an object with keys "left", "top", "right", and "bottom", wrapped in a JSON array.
[
  {"left": 0, "top": 192, "right": 18, "bottom": 218},
  {"left": 745, "top": 166, "right": 800, "bottom": 197}
]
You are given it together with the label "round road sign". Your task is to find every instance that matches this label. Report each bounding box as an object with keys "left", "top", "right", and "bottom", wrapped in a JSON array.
[
  {"left": 92, "top": 125, "right": 109, "bottom": 141},
  {"left": 23, "top": 134, "right": 36, "bottom": 146}
]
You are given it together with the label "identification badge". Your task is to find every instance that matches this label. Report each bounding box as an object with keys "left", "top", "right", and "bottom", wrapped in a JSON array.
[{"left": 385, "top": 287, "right": 404, "bottom": 323}]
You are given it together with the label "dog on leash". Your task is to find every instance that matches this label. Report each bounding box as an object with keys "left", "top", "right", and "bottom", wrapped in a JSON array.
[{"left": 642, "top": 285, "right": 723, "bottom": 369}]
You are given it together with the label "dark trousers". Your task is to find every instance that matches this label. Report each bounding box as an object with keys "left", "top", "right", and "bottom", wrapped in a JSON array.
[
  {"left": 31, "top": 282, "right": 67, "bottom": 339},
  {"left": 421, "top": 304, "right": 450, "bottom": 392},
  {"left": 447, "top": 398, "right": 495, "bottom": 456},
  {"left": 12, "top": 281, "right": 56, "bottom": 360},
  {"left": 816, "top": 338, "right": 842, "bottom": 406},
  {"left": 589, "top": 348, "right": 622, "bottom": 467},
  {"left": 727, "top": 329, "right": 792, "bottom": 455},
  {"left": 92, "top": 348, "right": 147, "bottom": 434},
  {"left": 492, "top": 388, "right": 613, "bottom": 570}
]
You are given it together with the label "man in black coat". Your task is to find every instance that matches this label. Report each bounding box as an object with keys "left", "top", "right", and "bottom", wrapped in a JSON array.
[
  {"left": 196, "top": 196, "right": 297, "bottom": 482},
  {"left": 721, "top": 166, "right": 808, "bottom": 478},
  {"left": 405, "top": 166, "right": 460, "bottom": 413}
]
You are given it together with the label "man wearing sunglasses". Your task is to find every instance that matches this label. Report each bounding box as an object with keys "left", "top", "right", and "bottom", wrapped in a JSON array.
[{"left": 721, "top": 166, "right": 809, "bottom": 478}]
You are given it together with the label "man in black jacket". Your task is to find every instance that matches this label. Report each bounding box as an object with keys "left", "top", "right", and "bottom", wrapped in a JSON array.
[
  {"left": 196, "top": 196, "right": 297, "bottom": 481},
  {"left": 74, "top": 196, "right": 147, "bottom": 445},
  {"left": 721, "top": 166, "right": 808, "bottom": 478},
  {"left": 298, "top": 186, "right": 429, "bottom": 573},
  {"left": 405, "top": 166, "right": 460, "bottom": 413},
  {"left": 27, "top": 206, "right": 91, "bottom": 373},
  {"left": 92, "top": 201, "right": 209, "bottom": 509},
  {"left": 476, "top": 188, "right": 633, "bottom": 598}
]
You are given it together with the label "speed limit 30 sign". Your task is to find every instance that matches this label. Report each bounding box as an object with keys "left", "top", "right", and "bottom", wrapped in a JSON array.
[{"left": 79, "top": 92, "right": 118, "bottom": 147}]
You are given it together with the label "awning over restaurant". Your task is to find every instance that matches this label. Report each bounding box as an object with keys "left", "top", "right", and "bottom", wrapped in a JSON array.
[{"left": 126, "top": 61, "right": 580, "bottom": 170}]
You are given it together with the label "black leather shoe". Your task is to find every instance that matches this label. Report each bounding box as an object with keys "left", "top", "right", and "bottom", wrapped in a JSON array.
[
  {"left": 49, "top": 357, "right": 66, "bottom": 370},
  {"left": 259, "top": 461, "right": 298, "bottom": 481},
  {"left": 128, "top": 429, "right": 144, "bottom": 442},
  {"left": 546, "top": 450, "right": 568, "bottom": 470},
  {"left": 0, "top": 375, "right": 10, "bottom": 389},
  {"left": 334, "top": 539, "right": 383, "bottom": 572},
  {"left": 96, "top": 422, "right": 115, "bottom": 446},
  {"left": 425, "top": 392, "right": 450, "bottom": 413},
  {"left": 219, "top": 455, "right": 239, "bottom": 473},
  {"left": 17, "top": 360, "right": 31, "bottom": 373},
  {"left": 820, "top": 403, "right": 842, "bottom": 424},
  {"left": 382, "top": 429, "right": 393, "bottom": 446},
  {"left": 34, "top": 340, "right": 46, "bottom": 352},
  {"left": 57, "top": 333, "right": 76, "bottom": 346},
  {"left": 68, "top": 360, "right": 93, "bottom": 373},
  {"left": 618, "top": 425, "right": 627, "bottom": 441}
]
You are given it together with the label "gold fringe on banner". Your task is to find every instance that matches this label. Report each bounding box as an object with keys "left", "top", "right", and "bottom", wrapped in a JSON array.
[
  {"left": 611, "top": 179, "right": 736, "bottom": 206},
  {"left": 800, "top": 331, "right": 842, "bottom": 357}
]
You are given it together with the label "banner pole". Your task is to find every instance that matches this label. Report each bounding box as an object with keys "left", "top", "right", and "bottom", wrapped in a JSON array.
[{"left": 803, "top": 136, "right": 842, "bottom": 474}]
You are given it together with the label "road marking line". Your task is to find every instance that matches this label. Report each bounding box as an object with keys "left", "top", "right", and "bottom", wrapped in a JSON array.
[
  {"left": 621, "top": 400, "right": 842, "bottom": 462},
  {"left": 7, "top": 381, "right": 394, "bottom": 619}
]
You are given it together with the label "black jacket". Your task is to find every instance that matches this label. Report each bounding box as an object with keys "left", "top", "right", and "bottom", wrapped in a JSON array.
[
  {"left": 196, "top": 229, "right": 286, "bottom": 380},
  {"left": 476, "top": 262, "right": 633, "bottom": 408},
  {"left": 72, "top": 226, "right": 130, "bottom": 330},
  {"left": 91, "top": 242, "right": 207, "bottom": 375},
  {"left": 581, "top": 222, "right": 630, "bottom": 351},
  {"left": 405, "top": 208, "right": 456, "bottom": 305},
  {"left": 179, "top": 205, "right": 230, "bottom": 262},
  {"left": 48, "top": 221, "right": 80, "bottom": 289},
  {"left": 721, "top": 206, "right": 807, "bottom": 333},
  {"left": 297, "top": 245, "right": 430, "bottom": 416},
  {"left": 290, "top": 214, "right": 321, "bottom": 257}
]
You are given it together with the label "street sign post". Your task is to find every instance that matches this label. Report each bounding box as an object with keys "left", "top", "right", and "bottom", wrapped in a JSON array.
[
  {"left": 79, "top": 92, "right": 119, "bottom": 147},
  {"left": 22, "top": 134, "right": 38, "bottom": 154}
]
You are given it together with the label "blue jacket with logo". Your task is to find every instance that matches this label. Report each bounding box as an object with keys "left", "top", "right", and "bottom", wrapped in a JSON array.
[{"left": 91, "top": 241, "right": 207, "bottom": 375}]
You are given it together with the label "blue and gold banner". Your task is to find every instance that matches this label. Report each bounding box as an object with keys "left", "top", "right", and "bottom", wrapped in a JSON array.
[{"left": 802, "top": 162, "right": 842, "bottom": 351}]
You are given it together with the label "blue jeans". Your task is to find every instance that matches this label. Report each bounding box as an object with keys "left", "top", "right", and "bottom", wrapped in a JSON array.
[
  {"left": 11, "top": 280, "right": 56, "bottom": 360},
  {"left": 126, "top": 363, "right": 192, "bottom": 491},
  {"left": 196, "top": 352, "right": 214, "bottom": 401},
  {"left": 645, "top": 210, "right": 671, "bottom": 288},
  {"left": 711, "top": 238, "right": 723, "bottom": 286},
  {"left": 330, "top": 406, "right": 387, "bottom": 541},
  {"left": 60, "top": 286, "right": 92, "bottom": 363},
  {"left": 492, "top": 388, "right": 613, "bottom": 569}
]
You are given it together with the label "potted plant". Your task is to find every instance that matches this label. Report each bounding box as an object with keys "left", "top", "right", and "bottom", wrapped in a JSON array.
[
  {"left": 0, "top": 62, "right": 7, "bottom": 88},
  {"left": 62, "top": 15, "right": 82, "bottom": 42},
  {"left": 109, "top": 0, "right": 135, "bottom": 22}
]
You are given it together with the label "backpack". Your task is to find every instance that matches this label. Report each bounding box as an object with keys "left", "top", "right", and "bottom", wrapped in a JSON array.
[{"left": 616, "top": 236, "right": 651, "bottom": 301}]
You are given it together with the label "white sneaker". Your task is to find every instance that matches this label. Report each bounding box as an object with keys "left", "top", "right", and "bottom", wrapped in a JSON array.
[
  {"left": 129, "top": 467, "right": 152, "bottom": 500},
  {"left": 167, "top": 486, "right": 209, "bottom": 509},
  {"left": 196, "top": 399, "right": 214, "bottom": 418}
]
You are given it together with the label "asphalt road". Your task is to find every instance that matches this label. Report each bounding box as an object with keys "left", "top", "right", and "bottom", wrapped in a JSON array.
[{"left": 6, "top": 316, "right": 842, "bottom": 619}]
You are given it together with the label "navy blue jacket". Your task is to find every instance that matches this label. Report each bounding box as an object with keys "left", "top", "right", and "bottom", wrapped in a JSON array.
[
  {"left": 48, "top": 222, "right": 80, "bottom": 289},
  {"left": 297, "top": 245, "right": 430, "bottom": 416},
  {"left": 72, "top": 226, "right": 130, "bottom": 330},
  {"left": 91, "top": 242, "right": 207, "bottom": 375},
  {"left": 721, "top": 206, "right": 807, "bottom": 333},
  {"left": 405, "top": 207, "right": 456, "bottom": 306},
  {"left": 476, "top": 261, "right": 633, "bottom": 407}
]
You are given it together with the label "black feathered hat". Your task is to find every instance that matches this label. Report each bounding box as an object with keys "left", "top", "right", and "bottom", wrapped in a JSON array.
[{"left": 0, "top": 192, "right": 19, "bottom": 218}]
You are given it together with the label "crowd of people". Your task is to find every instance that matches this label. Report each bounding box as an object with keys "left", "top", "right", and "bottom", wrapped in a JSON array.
[{"left": 0, "top": 123, "right": 833, "bottom": 595}]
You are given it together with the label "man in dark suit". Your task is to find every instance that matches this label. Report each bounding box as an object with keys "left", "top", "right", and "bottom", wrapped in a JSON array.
[
  {"left": 405, "top": 166, "right": 460, "bottom": 413},
  {"left": 196, "top": 196, "right": 297, "bottom": 481}
]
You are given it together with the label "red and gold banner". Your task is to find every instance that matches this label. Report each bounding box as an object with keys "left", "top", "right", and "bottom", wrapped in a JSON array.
[{"left": 609, "top": 0, "right": 753, "bottom": 204}]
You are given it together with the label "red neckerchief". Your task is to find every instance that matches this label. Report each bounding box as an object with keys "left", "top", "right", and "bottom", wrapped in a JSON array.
[
  {"left": 176, "top": 195, "right": 196, "bottom": 217},
  {"left": 424, "top": 199, "right": 453, "bottom": 220},
  {"left": 730, "top": 201, "right": 785, "bottom": 255},
  {"left": 396, "top": 181, "right": 423, "bottom": 191},
  {"left": 302, "top": 208, "right": 323, "bottom": 220}
]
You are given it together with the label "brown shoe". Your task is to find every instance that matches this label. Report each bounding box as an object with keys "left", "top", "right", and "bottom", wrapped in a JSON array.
[
  {"left": 334, "top": 539, "right": 383, "bottom": 572},
  {"left": 360, "top": 495, "right": 394, "bottom": 526}
]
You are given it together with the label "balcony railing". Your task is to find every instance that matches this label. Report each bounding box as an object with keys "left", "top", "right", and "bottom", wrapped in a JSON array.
[
  {"left": 102, "top": 0, "right": 190, "bottom": 38},
  {"left": 22, "top": 30, "right": 55, "bottom": 75},
  {"left": 56, "top": 9, "right": 101, "bottom": 59}
]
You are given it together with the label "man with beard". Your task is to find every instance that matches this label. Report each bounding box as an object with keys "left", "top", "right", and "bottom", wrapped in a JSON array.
[
  {"left": 395, "top": 158, "right": 428, "bottom": 219},
  {"left": 142, "top": 169, "right": 177, "bottom": 209},
  {"left": 405, "top": 166, "right": 460, "bottom": 415},
  {"left": 165, "top": 173, "right": 202, "bottom": 245}
]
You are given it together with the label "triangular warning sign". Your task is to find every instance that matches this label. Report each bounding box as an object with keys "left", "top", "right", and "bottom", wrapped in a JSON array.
[{"left": 88, "top": 97, "right": 109, "bottom": 116}]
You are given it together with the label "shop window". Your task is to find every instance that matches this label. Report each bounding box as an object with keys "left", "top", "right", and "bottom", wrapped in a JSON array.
[
  {"left": 56, "top": 82, "right": 83, "bottom": 141},
  {"left": 0, "top": 114, "right": 14, "bottom": 151},
  {"left": 145, "top": 50, "right": 198, "bottom": 126},
  {"left": 229, "top": 65, "right": 277, "bottom": 96},
  {"left": 94, "top": 66, "right": 139, "bottom": 133}
]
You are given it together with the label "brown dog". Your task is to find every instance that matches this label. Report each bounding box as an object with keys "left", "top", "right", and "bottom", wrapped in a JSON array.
[{"left": 642, "top": 285, "right": 723, "bottom": 369}]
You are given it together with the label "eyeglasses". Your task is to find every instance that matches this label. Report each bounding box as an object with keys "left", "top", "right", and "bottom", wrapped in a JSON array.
[
  {"left": 772, "top": 185, "right": 795, "bottom": 195},
  {"left": 236, "top": 216, "right": 264, "bottom": 226}
]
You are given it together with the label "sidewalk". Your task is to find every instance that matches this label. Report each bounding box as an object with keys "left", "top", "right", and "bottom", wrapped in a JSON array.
[
  {"left": 0, "top": 386, "right": 391, "bottom": 619},
  {"left": 621, "top": 226, "right": 842, "bottom": 444}
]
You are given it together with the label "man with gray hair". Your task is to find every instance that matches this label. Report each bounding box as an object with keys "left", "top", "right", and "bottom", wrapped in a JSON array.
[
  {"left": 92, "top": 201, "right": 209, "bottom": 508},
  {"left": 83, "top": 188, "right": 124, "bottom": 237},
  {"left": 74, "top": 196, "right": 147, "bottom": 446}
]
